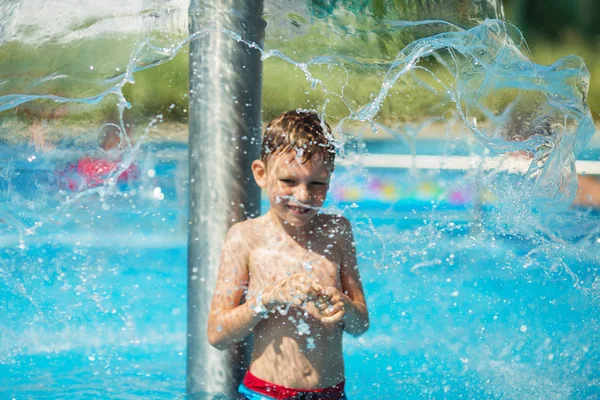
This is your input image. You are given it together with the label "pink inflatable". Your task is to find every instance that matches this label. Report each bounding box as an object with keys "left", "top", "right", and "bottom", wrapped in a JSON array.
[{"left": 57, "top": 157, "right": 138, "bottom": 191}]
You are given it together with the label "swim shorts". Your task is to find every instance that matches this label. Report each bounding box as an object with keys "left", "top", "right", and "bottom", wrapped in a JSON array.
[{"left": 238, "top": 370, "right": 347, "bottom": 400}]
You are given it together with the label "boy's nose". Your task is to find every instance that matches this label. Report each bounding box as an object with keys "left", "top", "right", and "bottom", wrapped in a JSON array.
[{"left": 295, "top": 185, "right": 310, "bottom": 203}]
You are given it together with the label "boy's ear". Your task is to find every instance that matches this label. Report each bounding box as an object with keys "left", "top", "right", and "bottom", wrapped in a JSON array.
[{"left": 251, "top": 160, "right": 267, "bottom": 189}]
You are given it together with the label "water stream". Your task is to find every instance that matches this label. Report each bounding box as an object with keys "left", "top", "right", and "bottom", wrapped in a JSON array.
[{"left": 1, "top": 1, "right": 599, "bottom": 398}]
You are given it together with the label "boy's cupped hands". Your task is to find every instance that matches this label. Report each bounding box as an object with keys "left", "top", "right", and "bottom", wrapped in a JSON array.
[{"left": 262, "top": 273, "right": 348, "bottom": 325}]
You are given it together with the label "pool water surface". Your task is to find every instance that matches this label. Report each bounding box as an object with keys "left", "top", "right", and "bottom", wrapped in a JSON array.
[{"left": 1, "top": 143, "right": 599, "bottom": 399}]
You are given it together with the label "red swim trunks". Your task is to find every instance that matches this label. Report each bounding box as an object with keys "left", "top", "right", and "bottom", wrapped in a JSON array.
[{"left": 239, "top": 370, "right": 346, "bottom": 400}]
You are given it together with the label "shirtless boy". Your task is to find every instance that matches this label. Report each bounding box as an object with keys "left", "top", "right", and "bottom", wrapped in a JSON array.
[{"left": 207, "top": 110, "right": 369, "bottom": 399}]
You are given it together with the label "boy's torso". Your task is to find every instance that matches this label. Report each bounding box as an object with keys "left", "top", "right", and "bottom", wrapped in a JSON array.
[{"left": 241, "top": 213, "right": 346, "bottom": 389}]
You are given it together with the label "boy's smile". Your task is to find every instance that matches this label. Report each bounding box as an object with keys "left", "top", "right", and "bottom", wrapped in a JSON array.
[{"left": 252, "top": 151, "right": 332, "bottom": 229}]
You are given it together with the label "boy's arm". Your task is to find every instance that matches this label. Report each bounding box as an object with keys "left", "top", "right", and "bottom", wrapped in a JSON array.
[
  {"left": 206, "top": 224, "right": 265, "bottom": 350},
  {"left": 318, "top": 217, "right": 370, "bottom": 335},
  {"left": 339, "top": 217, "right": 369, "bottom": 336}
]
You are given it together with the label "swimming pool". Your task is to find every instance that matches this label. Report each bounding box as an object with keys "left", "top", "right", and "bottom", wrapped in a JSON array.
[{"left": 1, "top": 139, "right": 599, "bottom": 399}]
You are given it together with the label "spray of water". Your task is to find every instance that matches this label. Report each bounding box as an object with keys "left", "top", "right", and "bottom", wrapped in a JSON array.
[
  {"left": 1, "top": 18, "right": 594, "bottom": 211},
  {"left": 1, "top": 3, "right": 599, "bottom": 398}
]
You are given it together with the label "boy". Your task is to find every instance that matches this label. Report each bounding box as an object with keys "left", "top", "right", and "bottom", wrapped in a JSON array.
[{"left": 207, "top": 110, "right": 369, "bottom": 399}]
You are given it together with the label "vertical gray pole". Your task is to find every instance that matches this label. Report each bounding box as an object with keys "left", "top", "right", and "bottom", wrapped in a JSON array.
[{"left": 187, "top": 0, "right": 264, "bottom": 397}]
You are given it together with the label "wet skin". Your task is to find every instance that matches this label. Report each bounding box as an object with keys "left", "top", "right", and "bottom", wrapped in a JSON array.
[{"left": 207, "top": 152, "right": 369, "bottom": 388}]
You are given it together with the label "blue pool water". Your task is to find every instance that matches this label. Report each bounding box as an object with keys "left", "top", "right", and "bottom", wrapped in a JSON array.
[
  {"left": 1, "top": 0, "right": 599, "bottom": 397},
  {"left": 1, "top": 142, "right": 599, "bottom": 399}
]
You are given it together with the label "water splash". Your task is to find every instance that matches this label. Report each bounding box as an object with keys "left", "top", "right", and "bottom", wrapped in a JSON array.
[
  {"left": 1, "top": 4, "right": 599, "bottom": 399},
  {"left": 1, "top": 19, "right": 593, "bottom": 218}
]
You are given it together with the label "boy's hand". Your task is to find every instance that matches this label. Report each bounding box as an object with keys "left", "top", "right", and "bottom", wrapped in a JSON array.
[
  {"left": 315, "top": 287, "right": 348, "bottom": 325},
  {"left": 263, "top": 273, "right": 322, "bottom": 308}
]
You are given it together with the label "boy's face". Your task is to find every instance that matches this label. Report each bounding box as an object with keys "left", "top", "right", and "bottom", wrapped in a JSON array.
[{"left": 252, "top": 151, "right": 332, "bottom": 227}]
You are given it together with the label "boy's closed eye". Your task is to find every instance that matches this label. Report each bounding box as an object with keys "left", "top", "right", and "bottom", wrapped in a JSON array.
[{"left": 278, "top": 178, "right": 328, "bottom": 187}]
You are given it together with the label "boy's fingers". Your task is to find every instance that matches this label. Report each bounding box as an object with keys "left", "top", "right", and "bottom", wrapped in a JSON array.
[
  {"left": 324, "top": 302, "right": 344, "bottom": 314},
  {"left": 319, "top": 293, "right": 331, "bottom": 302},
  {"left": 271, "top": 289, "right": 284, "bottom": 303},
  {"left": 320, "top": 309, "right": 345, "bottom": 325},
  {"left": 305, "top": 287, "right": 320, "bottom": 299},
  {"left": 292, "top": 297, "right": 304, "bottom": 306},
  {"left": 321, "top": 287, "right": 337, "bottom": 300},
  {"left": 317, "top": 288, "right": 337, "bottom": 302},
  {"left": 297, "top": 283, "right": 309, "bottom": 293},
  {"left": 310, "top": 283, "right": 323, "bottom": 296},
  {"left": 293, "top": 288, "right": 306, "bottom": 302},
  {"left": 294, "top": 289, "right": 307, "bottom": 301},
  {"left": 318, "top": 301, "right": 344, "bottom": 316},
  {"left": 298, "top": 281, "right": 322, "bottom": 297}
]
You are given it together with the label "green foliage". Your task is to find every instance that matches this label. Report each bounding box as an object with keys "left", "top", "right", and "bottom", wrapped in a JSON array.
[
  {"left": 2, "top": 15, "right": 600, "bottom": 133},
  {"left": 122, "top": 45, "right": 190, "bottom": 122},
  {"left": 528, "top": 31, "right": 600, "bottom": 120},
  {"left": 0, "top": 37, "right": 138, "bottom": 98},
  {"left": 504, "top": 0, "right": 600, "bottom": 44},
  {"left": 262, "top": 57, "right": 447, "bottom": 123},
  {"left": 0, "top": 37, "right": 190, "bottom": 126}
]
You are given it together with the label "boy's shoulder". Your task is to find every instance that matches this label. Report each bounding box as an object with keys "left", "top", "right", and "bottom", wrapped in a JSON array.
[
  {"left": 313, "top": 213, "right": 352, "bottom": 235},
  {"left": 225, "top": 215, "right": 271, "bottom": 243},
  {"left": 314, "top": 212, "right": 347, "bottom": 223},
  {"left": 227, "top": 216, "right": 261, "bottom": 233}
]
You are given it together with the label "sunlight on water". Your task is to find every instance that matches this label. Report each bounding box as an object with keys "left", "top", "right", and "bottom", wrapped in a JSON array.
[{"left": 1, "top": 0, "right": 599, "bottom": 398}]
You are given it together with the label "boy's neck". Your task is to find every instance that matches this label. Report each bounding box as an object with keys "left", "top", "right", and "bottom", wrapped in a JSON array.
[{"left": 267, "top": 209, "right": 314, "bottom": 248}]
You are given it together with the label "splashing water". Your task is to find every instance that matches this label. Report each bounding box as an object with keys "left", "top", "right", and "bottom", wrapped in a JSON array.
[
  {"left": 1, "top": 1, "right": 599, "bottom": 398},
  {"left": 0, "top": 19, "right": 593, "bottom": 211}
]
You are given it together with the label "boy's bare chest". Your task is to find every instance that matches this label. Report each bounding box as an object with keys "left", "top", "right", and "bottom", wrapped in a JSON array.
[{"left": 249, "top": 240, "right": 341, "bottom": 288}]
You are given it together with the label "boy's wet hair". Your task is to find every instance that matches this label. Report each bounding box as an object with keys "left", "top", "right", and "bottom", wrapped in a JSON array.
[{"left": 261, "top": 110, "right": 335, "bottom": 169}]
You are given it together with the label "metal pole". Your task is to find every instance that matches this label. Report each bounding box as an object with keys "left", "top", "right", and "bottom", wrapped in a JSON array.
[{"left": 187, "top": 0, "right": 264, "bottom": 397}]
